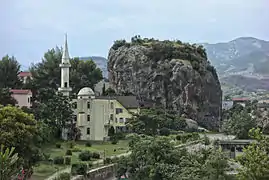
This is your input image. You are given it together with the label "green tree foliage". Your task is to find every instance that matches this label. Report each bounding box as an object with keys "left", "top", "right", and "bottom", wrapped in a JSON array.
[
  {"left": 117, "top": 135, "right": 229, "bottom": 180},
  {"left": 237, "top": 128, "right": 269, "bottom": 180},
  {"left": 33, "top": 91, "right": 74, "bottom": 138},
  {"left": 0, "top": 145, "right": 20, "bottom": 180},
  {"left": 222, "top": 109, "right": 256, "bottom": 139},
  {"left": 0, "top": 88, "right": 17, "bottom": 106},
  {"left": 127, "top": 108, "right": 186, "bottom": 136},
  {"left": 0, "top": 105, "right": 39, "bottom": 169},
  {"left": 29, "top": 48, "right": 103, "bottom": 101},
  {"left": 0, "top": 55, "right": 22, "bottom": 88}
]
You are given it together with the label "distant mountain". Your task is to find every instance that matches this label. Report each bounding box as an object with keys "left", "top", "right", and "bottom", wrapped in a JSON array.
[
  {"left": 203, "top": 37, "right": 269, "bottom": 91},
  {"left": 79, "top": 56, "right": 108, "bottom": 78}
]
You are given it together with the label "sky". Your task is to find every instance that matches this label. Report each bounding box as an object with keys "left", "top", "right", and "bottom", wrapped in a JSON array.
[{"left": 1, "top": 0, "right": 269, "bottom": 69}]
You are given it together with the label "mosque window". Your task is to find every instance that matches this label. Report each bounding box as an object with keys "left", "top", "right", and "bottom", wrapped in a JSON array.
[
  {"left": 87, "top": 115, "right": 90, "bottom": 121},
  {"left": 110, "top": 102, "right": 114, "bottom": 109},
  {"left": 119, "top": 118, "right": 124, "bottom": 123},
  {"left": 116, "top": 108, "right": 123, "bottom": 114},
  {"left": 87, "top": 128, "right": 90, "bottom": 135},
  {"left": 73, "top": 102, "right": 77, "bottom": 109},
  {"left": 64, "top": 82, "right": 67, "bottom": 87},
  {"left": 110, "top": 114, "right": 114, "bottom": 121},
  {"left": 74, "top": 115, "right": 77, "bottom": 122},
  {"left": 87, "top": 102, "right": 90, "bottom": 109}
]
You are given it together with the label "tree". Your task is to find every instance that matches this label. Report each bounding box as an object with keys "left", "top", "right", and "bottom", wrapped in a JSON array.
[
  {"left": 237, "top": 128, "right": 269, "bottom": 180},
  {"left": 222, "top": 110, "right": 256, "bottom": 139},
  {"left": 35, "top": 91, "right": 74, "bottom": 138},
  {"left": 0, "top": 145, "right": 20, "bottom": 180},
  {"left": 0, "top": 55, "right": 22, "bottom": 89},
  {"left": 0, "top": 105, "right": 40, "bottom": 170},
  {"left": 118, "top": 135, "right": 230, "bottom": 180},
  {"left": 29, "top": 48, "right": 103, "bottom": 102},
  {"left": 0, "top": 88, "right": 17, "bottom": 106}
]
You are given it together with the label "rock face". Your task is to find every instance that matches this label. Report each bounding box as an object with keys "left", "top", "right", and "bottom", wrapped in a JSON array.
[{"left": 108, "top": 38, "right": 222, "bottom": 129}]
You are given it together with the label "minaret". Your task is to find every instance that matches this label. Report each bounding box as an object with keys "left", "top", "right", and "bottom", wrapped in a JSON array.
[{"left": 58, "top": 34, "right": 72, "bottom": 96}]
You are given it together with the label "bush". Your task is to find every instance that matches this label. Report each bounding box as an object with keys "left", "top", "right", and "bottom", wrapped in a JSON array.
[
  {"left": 88, "top": 162, "right": 93, "bottom": 168},
  {"left": 72, "top": 147, "right": 82, "bottom": 152},
  {"left": 104, "top": 157, "right": 112, "bottom": 164},
  {"left": 159, "top": 127, "right": 171, "bottom": 136},
  {"left": 43, "top": 153, "right": 51, "bottom": 161},
  {"left": 85, "top": 141, "right": 92, "bottom": 147},
  {"left": 55, "top": 143, "right": 61, "bottom": 148},
  {"left": 114, "top": 132, "right": 126, "bottom": 140},
  {"left": 71, "top": 163, "right": 87, "bottom": 175},
  {"left": 67, "top": 141, "right": 75, "bottom": 149},
  {"left": 53, "top": 156, "right": 64, "bottom": 165},
  {"left": 65, "top": 149, "right": 72, "bottom": 156},
  {"left": 92, "top": 152, "right": 100, "bottom": 159},
  {"left": 204, "top": 135, "right": 210, "bottom": 145},
  {"left": 65, "top": 156, "right": 71, "bottom": 165},
  {"left": 78, "top": 151, "right": 92, "bottom": 161},
  {"left": 53, "top": 172, "right": 71, "bottom": 180}
]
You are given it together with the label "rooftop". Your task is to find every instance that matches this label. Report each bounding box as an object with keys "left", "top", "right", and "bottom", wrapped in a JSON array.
[
  {"left": 18, "top": 71, "right": 32, "bottom": 77},
  {"left": 96, "top": 96, "right": 139, "bottom": 108},
  {"left": 10, "top": 89, "right": 32, "bottom": 94}
]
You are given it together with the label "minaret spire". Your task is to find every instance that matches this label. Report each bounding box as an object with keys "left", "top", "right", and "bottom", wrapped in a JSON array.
[
  {"left": 62, "top": 33, "right": 70, "bottom": 64},
  {"left": 58, "top": 33, "right": 72, "bottom": 96}
]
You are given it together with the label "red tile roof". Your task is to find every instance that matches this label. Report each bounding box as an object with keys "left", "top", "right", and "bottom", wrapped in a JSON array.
[
  {"left": 18, "top": 72, "right": 32, "bottom": 77},
  {"left": 10, "top": 89, "right": 32, "bottom": 94}
]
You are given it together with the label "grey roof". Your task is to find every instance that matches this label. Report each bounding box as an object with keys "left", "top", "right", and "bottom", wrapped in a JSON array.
[{"left": 96, "top": 96, "right": 139, "bottom": 109}]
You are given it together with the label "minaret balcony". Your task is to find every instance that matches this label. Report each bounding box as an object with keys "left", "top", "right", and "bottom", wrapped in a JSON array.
[
  {"left": 59, "top": 63, "right": 71, "bottom": 68},
  {"left": 58, "top": 87, "right": 72, "bottom": 92}
]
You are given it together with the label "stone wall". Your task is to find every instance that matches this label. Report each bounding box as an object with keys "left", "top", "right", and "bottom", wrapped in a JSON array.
[{"left": 72, "top": 164, "right": 117, "bottom": 180}]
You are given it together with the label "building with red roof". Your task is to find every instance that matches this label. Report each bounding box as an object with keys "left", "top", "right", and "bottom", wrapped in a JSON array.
[
  {"left": 18, "top": 71, "right": 32, "bottom": 84},
  {"left": 10, "top": 89, "right": 32, "bottom": 108}
]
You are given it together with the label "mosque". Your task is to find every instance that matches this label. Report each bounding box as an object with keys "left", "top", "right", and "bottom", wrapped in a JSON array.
[{"left": 58, "top": 35, "right": 140, "bottom": 141}]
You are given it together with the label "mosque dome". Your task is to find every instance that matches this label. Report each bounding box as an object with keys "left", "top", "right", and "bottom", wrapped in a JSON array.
[{"left": 78, "top": 87, "right": 95, "bottom": 96}]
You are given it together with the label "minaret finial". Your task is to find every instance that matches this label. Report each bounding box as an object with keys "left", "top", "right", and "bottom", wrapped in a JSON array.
[{"left": 62, "top": 33, "right": 70, "bottom": 63}]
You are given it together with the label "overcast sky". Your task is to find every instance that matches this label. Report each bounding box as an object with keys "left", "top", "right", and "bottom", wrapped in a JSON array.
[{"left": 1, "top": 0, "right": 268, "bottom": 69}]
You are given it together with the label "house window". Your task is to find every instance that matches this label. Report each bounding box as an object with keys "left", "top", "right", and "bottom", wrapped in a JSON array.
[
  {"left": 28, "top": 97, "right": 30, "bottom": 103},
  {"left": 87, "top": 102, "right": 90, "bottom": 109},
  {"left": 64, "top": 82, "right": 67, "bottom": 87},
  {"left": 119, "top": 118, "right": 124, "bottom": 123},
  {"left": 116, "top": 108, "right": 123, "bottom": 114},
  {"left": 110, "top": 114, "right": 113, "bottom": 121},
  {"left": 87, "top": 115, "right": 90, "bottom": 121},
  {"left": 87, "top": 128, "right": 90, "bottom": 135},
  {"left": 110, "top": 102, "right": 114, "bottom": 109},
  {"left": 74, "top": 115, "right": 77, "bottom": 122}
]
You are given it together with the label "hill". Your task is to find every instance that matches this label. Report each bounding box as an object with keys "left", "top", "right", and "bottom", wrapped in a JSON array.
[
  {"left": 203, "top": 37, "right": 269, "bottom": 91},
  {"left": 79, "top": 56, "right": 108, "bottom": 78}
]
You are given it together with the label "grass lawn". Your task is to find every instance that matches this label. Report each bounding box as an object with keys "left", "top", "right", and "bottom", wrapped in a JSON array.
[{"left": 31, "top": 140, "right": 129, "bottom": 179}]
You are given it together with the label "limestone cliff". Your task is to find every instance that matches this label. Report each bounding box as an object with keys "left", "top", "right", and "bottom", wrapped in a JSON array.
[{"left": 108, "top": 37, "right": 222, "bottom": 129}]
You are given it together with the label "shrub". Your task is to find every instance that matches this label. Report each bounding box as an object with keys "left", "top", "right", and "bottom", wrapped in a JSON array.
[
  {"left": 114, "top": 132, "right": 126, "bottom": 140},
  {"left": 92, "top": 152, "right": 100, "bottom": 159},
  {"left": 65, "top": 156, "right": 71, "bottom": 165},
  {"left": 204, "top": 135, "right": 210, "bottom": 145},
  {"left": 71, "top": 163, "right": 87, "bottom": 175},
  {"left": 53, "top": 156, "right": 64, "bottom": 165},
  {"left": 65, "top": 149, "right": 72, "bottom": 156},
  {"left": 159, "top": 127, "right": 171, "bottom": 136},
  {"left": 85, "top": 141, "right": 92, "bottom": 147},
  {"left": 67, "top": 141, "right": 75, "bottom": 149},
  {"left": 55, "top": 143, "right": 61, "bottom": 148},
  {"left": 72, "top": 147, "right": 82, "bottom": 152},
  {"left": 43, "top": 153, "right": 51, "bottom": 161},
  {"left": 78, "top": 151, "right": 92, "bottom": 161},
  {"left": 53, "top": 172, "right": 71, "bottom": 180},
  {"left": 88, "top": 162, "right": 93, "bottom": 168},
  {"left": 104, "top": 157, "right": 112, "bottom": 164}
]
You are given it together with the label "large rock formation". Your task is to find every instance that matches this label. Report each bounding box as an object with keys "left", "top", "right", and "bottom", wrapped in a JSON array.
[{"left": 108, "top": 37, "right": 222, "bottom": 129}]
